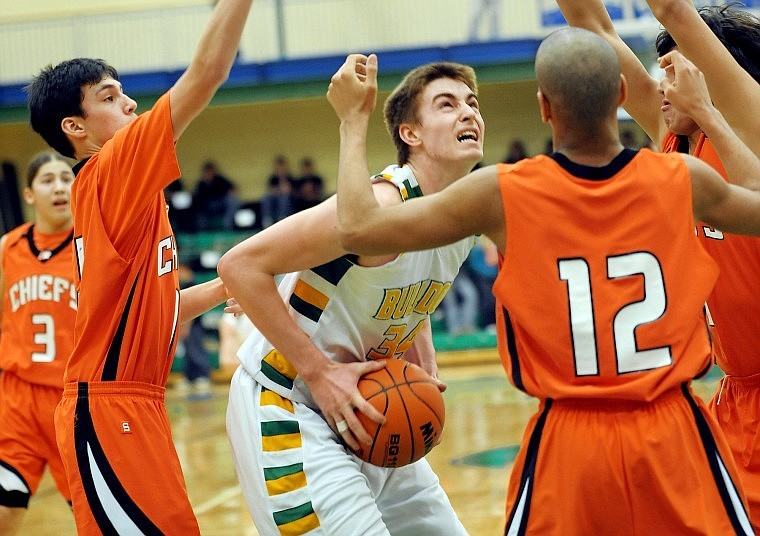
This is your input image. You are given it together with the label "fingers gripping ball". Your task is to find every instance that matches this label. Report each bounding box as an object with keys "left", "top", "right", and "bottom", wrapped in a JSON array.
[{"left": 352, "top": 359, "right": 445, "bottom": 467}]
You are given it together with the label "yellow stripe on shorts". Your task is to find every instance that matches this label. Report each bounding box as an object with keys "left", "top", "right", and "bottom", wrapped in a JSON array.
[
  {"left": 260, "top": 388, "right": 295, "bottom": 413},
  {"left": 266, "top": 471, "right": 307, "bottom": 496},
  {"left": 262, "top": 433, "right": 302, "bottom": 451},
  {"left": 278, "top": 512, "right": 320, "bottom": 535},
  {"left": 263, "top": 349, "right": 299, "bottom": 384}
]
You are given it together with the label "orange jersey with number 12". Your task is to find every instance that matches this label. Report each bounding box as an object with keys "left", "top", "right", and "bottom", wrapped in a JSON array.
[{"left": 494, "top": 149, "right": 718, "bottom": 401}]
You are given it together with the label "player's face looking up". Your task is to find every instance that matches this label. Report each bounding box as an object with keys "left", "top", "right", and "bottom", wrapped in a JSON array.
[
  {"left": 409, "top": 77, "right": 484, "bottom": 169},
  {"left": 657, "top": 49, "right": 700, "bottom": 137}
]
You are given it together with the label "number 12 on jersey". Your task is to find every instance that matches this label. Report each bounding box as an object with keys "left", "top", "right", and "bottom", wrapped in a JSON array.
[{"left": 558, "top": 252, "right": 672, "bottom": 377}]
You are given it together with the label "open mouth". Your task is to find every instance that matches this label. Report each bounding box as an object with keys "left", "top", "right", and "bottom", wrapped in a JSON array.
[{"left": 457, "top": 130, "right": 479, "bottom": 142}]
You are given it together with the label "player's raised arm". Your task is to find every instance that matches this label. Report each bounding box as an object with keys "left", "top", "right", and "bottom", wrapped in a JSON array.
[
  {"left": 690, "top": 155, "right": 760, "bottom": 237},
  {"left": 328, "top": 53, "right": 381, "bottom": 239},
  {"left": 645, "top": 0, "right": 760, "bottom": 155},
  {"left": 660, "top": 51, "right": 760, "bottom": 192},
  {"left": 170, "top": 0, "right": 254, "bottom": 139},
  {"left": 554, "top": 0, "right": 666, "bottom": 145},
  {"left": 329, "top": 55, "right": 503, "bottom": 256}
]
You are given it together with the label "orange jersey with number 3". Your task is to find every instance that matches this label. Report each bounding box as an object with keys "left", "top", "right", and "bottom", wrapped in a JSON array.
[
  {"left": 1, "top": 223, "right": 76, "bottom": 387},
  {"left": 494, "top": 149, "right": 718, "bottom": 401},
  {"left": 67, "top": 92, "right": 181, "bottom": 385},
  {"left": 663, "top": 132, "right": 760, "bottom": 377}
]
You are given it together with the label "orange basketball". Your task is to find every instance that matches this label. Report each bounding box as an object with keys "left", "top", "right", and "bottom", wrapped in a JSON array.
[{"left": 351, "top": 359, "right": 445, "bottom": 467}]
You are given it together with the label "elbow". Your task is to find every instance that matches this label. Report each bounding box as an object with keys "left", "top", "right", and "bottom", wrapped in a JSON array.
[
  {"left": 337, "top": 221, "right": 374, "bottom": 255},
  {"left": 216, "top": 249, "right": 239, "bottom": 290},
  {"left": 650, "top": 0, "right": 686, "bottom": 23},
  {"left": 187, "top": 60, "right": 231, "bottom": 93},
  {"left": 336, "top": 221, "right": 361, "bottom": 252}
]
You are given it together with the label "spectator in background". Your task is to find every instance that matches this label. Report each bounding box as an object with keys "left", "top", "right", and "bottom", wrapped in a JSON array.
[
  {"left": 502, "top": 139, "right": 529, "bottom": 163},
  {"left": 175, "top": 262, "right": 213, "bottom": 398},
  {"left": 165, "top": 178, "right": 196, "bottom": 233},
  {"left": 294, "top": 156, "right": 325, "bottom": 212},
  {"left": 260, "top": 154, "right": 296, "bottom": 228},
  {"left": 467, "top": 235, "right": 498, "bottom": 330},
  {"left": 193, "top": 161, "right": 240, "bottom": 231},
  {"left": 468, "top": 0, "right": 501, "bottom": 41},
  {"left": 621, "top": 128, "right": 638, "bottom": 149},
  {"left": 217, "top": 312, "right": 254, "bottom": 376},
  {"left": 442, "top": 266, "right": 479, "bottom": 336}
]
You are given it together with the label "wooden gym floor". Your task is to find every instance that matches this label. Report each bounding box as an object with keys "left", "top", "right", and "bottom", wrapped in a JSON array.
[{"left": 20, "top": 348, "right": 722, "bottom": 535}]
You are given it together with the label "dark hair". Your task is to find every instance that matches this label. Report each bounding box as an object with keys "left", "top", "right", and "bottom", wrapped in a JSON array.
[
  {"left": 26, "top": 151, "right": 70, "bottom": 188},
  {"left": 26, "top": 58, "right": 119, "bottom": 158},
  {"left": 384, "top": 62, "right": 478, "bottom": 165},
  {"left": 655, "top": 3, "right": 760, "bottom": 84}
]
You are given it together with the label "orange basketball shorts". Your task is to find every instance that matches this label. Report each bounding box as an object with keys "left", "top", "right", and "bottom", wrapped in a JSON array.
[
  {"left": 55, "top": 381, "right": 200, "bottom": 535},
  {"left": 710, "top": 372, "right": 760, "bottom": 534},
  {"left": 504, "top": 385, "right": 753, "bottom": 535},
  {"left": 0, "top": 371, "right": 69, "bottom": 507}
]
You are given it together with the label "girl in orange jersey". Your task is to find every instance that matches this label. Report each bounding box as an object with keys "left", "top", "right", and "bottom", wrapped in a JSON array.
[
  {"left": 330, "top": 29, "right": 760, "bottom": 534},
  {"left": 0, "top": 152, "right": 75, "bottom": 535}
]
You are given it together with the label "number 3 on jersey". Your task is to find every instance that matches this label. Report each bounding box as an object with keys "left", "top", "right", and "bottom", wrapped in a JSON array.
[
  {"left": 31, "top": 313, "right": 56, "bottom": 362},
  {"left": 558, "top": 252, "right": 672, "bottom": 376}
]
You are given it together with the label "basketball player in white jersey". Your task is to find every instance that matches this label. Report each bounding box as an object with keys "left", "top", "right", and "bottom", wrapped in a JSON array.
[{"left": 218, "top": 61, "right": 484, "bottom": 534}]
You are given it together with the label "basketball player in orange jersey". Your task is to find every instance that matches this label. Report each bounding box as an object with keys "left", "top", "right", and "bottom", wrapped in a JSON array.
[
  {"left": 644, "top": 0, "right": 760, "bottom": 156},
  {"left": 557, "top": 0, "right": 760, "bottom": 529},
  {"left": 0, "top": 152, "right": 75, "bottom": 535},
  {"left": 218, "top": 60, "right": 479, "bottom": 534},
  {"left": 329, "top": 28, "right": 760, "bottom": 534},
  {"left": 24, "top": 0, "right": 256, "bottom": 533}
]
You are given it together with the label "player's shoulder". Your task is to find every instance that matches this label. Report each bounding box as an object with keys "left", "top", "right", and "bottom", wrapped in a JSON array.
[
  {"left": 2, "top": 222, "right": 32, "bottom": 244},
  {"left": 372, "top": 180, "right": 403, "bottom": 208}
]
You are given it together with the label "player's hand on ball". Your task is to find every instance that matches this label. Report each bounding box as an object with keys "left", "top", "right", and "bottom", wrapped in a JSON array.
[
  {"left": 327, "top": 53, "right": 378, "bottom": 122},
  {"left": 404, "top": 352, "right": 447, "bottom": 392},
  {"left": 352, "top": 359, "right": 447, "bottom": 467},
  {"left": 309, "top": 359, "right": 387, "bottom": 451}
]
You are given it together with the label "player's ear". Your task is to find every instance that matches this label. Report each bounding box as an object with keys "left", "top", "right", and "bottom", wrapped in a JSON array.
[
  {"left": 22, "top": 186, "right": 35, "bottom": 206},
  {"left": 618, "top": 74, "right": 628, "bottom": 107},
  {"left": 61, "top": 116, "right": 86, "bottom": 140},
  {"left": 537, "top": 90, "right": 551, "bottom": 124},
  {"left": 399, "top": 124, "right": 422, "bottom": 148}
]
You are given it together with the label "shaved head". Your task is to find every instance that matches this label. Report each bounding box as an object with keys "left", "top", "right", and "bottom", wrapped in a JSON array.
[{"left": 535, "top": 28, "right": 621, "bottom": 129}]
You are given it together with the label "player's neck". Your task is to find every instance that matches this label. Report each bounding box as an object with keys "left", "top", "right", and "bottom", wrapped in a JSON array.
[
  {"left": 554, "top": 123, "right": 624, "bottom": 167},
  {"left": 406, "top": 157, "right": 475, "bottom": 195},
  {"left": 34, "top": 217, "right": 73, "bottom": 235}
]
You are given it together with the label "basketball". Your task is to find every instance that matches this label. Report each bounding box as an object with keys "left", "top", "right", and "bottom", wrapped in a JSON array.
[{"left": 351, "top": 359, "right": 445, "bottom": 468}]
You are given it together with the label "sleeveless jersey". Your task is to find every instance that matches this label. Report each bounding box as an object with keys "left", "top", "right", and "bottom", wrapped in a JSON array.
[
  {"left": 663, "top": 131, "right": 760, "bottom": 377},
  {"left": 493, "top": 149, "right": 718, "bottom": 401},
  {"left": 0, "top": 223, "right": 75, "bottom": 387},
  {"left": 236, "top": 164, "right": 475, "bottom": 405},
  {"left": 67, "top": 92, "right": 181, "bottom": 385}
]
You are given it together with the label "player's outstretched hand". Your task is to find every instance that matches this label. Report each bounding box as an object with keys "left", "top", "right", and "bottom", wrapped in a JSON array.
[
  {"left": 223, "top": 297, "right": 246, "bottom": 317},
  {"left": 309, "top": 358, "right": 386, "bottom": 451},
  {"left": 327, "top": 53, "right": 378, "bottom": 123},
  {"left": 659, "top": 50, "right": 714, "bottom": 124}
]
